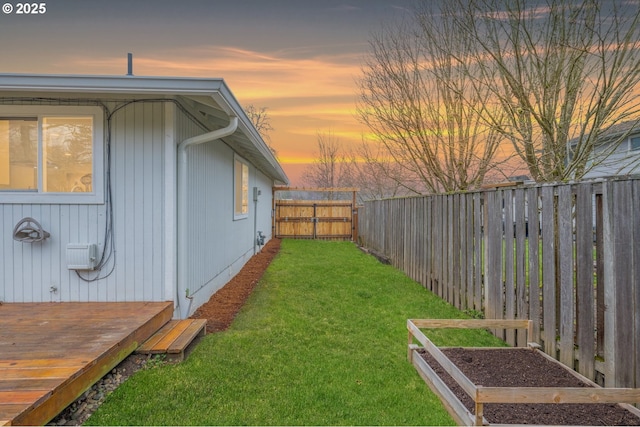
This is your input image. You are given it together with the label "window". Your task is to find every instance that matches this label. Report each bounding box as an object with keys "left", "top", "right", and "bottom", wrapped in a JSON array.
[
  {"left": 0, "top": 106, "right": 103, "bottom": 204},
  {"left": 234, "top": 155, "right": 249, "bottom": 219},
  {"left": 631, "top": 136, "right": 640, "bottom": 151}
]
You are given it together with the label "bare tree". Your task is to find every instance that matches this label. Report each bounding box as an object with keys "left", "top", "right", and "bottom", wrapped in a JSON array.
[
  {"left": 452, "top": 0, "right": 640, "bottom": 182},
  {"left": 345, "top": 140, "right": 418, "bottom": 201},
  {"left": 244, "top": 104, "right": 277, "bottom": 157},
  {"left": 302, "top": 132, "right": 349, "bottom": 193},
  {"left": 357, "top": 4, "right": 505, "bottom": 194}
]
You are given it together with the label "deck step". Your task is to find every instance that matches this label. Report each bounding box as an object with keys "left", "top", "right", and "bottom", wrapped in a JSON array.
[{"left": 136, "top": 319, "right": 207, "bottom": 362}]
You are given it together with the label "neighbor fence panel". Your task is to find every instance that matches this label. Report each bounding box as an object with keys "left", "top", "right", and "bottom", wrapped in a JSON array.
[{"left": 357, "top": 178, "right": 640, "bottom": 387}]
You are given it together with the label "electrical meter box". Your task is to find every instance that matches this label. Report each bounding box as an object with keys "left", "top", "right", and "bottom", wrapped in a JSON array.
[{"left": 66, "top": 243, "right": 98, "bottom": 270}]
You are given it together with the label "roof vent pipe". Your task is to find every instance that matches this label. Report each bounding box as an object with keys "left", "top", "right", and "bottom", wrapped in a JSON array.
[
  {"left": 176, "top": 116, "right": 238, "bottom": 318},
  {"left": 127, "top": 53, "right": 133, "bottom": 76}
]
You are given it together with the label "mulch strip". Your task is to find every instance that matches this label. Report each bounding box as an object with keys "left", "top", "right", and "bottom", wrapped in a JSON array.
[
  {"left": 419, "top": 347, "right": 640, "bottom": 425},
  {"left": 190, "top": 238, "right": 281, "bottom": 333}
]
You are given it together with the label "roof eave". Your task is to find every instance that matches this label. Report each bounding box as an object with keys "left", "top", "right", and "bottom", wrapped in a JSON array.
[{"left": 0, "top": 73, "right": 289, "bottom": 185}]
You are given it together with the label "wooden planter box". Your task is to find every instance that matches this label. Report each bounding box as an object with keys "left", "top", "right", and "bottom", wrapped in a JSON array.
[{"left": 407, "top": 319, "right": 640, "bottom": 426}]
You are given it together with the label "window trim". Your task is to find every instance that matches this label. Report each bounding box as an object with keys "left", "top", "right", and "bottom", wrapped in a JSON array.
[
  {"left": 630, "top": 136, "right": 640, "bottom": 152},
  {"left": 233, "top": 154, "right": 249, "bottom": 220},
  {"left": 0, "top": 105, "right": 104, "bottom": 204}
]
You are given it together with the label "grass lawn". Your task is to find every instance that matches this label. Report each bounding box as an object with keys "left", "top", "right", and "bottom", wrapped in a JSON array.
[{"left": 86, "top": 240, "right": 504, "bottom": 426}]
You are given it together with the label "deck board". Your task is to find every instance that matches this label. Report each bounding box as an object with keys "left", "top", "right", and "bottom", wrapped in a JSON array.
[
  {"left": 135, "top": 320, "right": 180, "bottom": 353},
  {"left": 135, "top": 319, "right": 206, "bottom": 362},
  {"left": 0, "top": 301, "right": 173, "bottom": 426},
  {"left": 168, "top": 320, "right": 207, "bottom": 354}
]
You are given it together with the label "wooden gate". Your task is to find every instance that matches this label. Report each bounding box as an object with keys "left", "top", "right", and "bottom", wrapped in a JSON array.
[{"left": 273, "top": 187, "right": 358, "bottom": 241}]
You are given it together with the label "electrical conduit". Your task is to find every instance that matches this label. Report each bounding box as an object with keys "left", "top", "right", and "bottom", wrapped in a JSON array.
[{"left": 177, "top": 116, "right": 238, "bottom": 318}]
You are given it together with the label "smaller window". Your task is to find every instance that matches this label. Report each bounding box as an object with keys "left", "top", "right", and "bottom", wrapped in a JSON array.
[
  {"left": 234, "top": 155, "right": 249, "bottom": 219},
  {"left": 631, "top": 137, "right": 640, "bottom": 151}
]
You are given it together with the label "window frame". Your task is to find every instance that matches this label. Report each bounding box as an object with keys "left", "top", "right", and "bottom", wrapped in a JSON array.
[
  {"left": 0, "top": 105, "right": 104, "bottom": 204},
  {"left": 630, "top": 136, "right": 640, "bottom": 152},
  {"left": 233, "top": 154, "right": 249, "bottom": 220}
]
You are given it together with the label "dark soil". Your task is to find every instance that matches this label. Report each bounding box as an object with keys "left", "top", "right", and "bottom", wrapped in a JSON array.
[{"left": 419, "top": 347, "right": 640, "bottom": 425}]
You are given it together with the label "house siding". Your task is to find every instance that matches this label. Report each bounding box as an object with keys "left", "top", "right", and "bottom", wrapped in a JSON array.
[
  {"left": 176, "top": 108, "right": 275, "bottom": 316},
  {"left": 583, "top": 135, "right": 640, "bottom": 179},
  {"left": 1, "top": 95, "right": 277, "bottom": 316},
  {"left": 0, "top": 98, "right": 166, "bottom": 303}
]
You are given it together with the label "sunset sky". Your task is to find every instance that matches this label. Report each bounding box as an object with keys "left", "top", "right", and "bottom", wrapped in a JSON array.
[{"left": 0, "top": 0, "right": 417, "bottom": 185}]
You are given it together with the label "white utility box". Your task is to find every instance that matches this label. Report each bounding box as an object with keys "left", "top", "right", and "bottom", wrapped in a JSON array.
[{"left": 66, "top": 243, "right": 98, "bottom": 270}]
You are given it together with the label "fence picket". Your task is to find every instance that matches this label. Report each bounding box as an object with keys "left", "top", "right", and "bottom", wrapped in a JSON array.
[
  {"left": 633, "top": 181, "right": 640, "bottom": 390},
  {"left": 425, "top": 197, "right": 432, "bottom": 290},
  {"left": 485, "top": 190, "right": 504, "bottom": 338},
  {"left": 575, "top": 183, "right": 595, "bottom": 380},
  {"left": 466, "top": 195, "right": 474, "bottom": 311},
  {"left": 452, "top": 195, "right": 461, "bottom": 309},
  {"left": 541, "top": 186, "right": 557, "bottom": 357},
  {"left": 504, "top": 190, "right": 516, "bottom": 346},
  {"left": 527, "top": 187, "right": 541, "bottom": 344},
  {"left": 474, "top": 193, "right": 483, "bottom": 311},
  {"left": 611, "top": 181, "right": 634, "bottom": 387},
  {"left": 514, "top": 188, "right": 528, "bottom": 347},
  {"left": 557, "top": 185, "right": 574, "bottom": 368},
  {"left": 595, "top": 193, "right": 605, "bottom": 361}
]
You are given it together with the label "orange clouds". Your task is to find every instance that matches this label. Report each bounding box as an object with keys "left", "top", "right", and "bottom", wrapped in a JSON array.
[{"left": 63, "top": 45, "right": 369, "bottom": 181}]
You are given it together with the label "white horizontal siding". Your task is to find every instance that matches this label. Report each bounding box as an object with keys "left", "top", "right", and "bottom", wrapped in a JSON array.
[
  {"left": 584, "top": 136, "right": 640, "bottom": 179},
  {"left": 585, "top": 149, "right": 640, "bottom": 179}
]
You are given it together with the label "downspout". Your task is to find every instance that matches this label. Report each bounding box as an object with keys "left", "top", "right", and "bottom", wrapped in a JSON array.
[{"left": 177, "top": 116, "right": 238, "bottom": 319}]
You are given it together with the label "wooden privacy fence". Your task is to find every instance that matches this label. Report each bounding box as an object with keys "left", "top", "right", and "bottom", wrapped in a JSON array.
[
  {"left": 358, "top": 178, "right": 640, "bottom": 389},
  {"left": 273, "top": 187, "right": 358, "bottom": 241}
]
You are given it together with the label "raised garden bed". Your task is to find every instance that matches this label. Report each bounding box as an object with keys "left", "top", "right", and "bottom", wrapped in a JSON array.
[{"left": 407, "top": 319, "right": 640, "bottom": 426}]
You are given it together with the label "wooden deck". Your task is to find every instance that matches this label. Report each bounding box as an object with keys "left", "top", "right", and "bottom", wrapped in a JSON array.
[{"left": 0, "top": 301, "right": 173, "bottom": 426}]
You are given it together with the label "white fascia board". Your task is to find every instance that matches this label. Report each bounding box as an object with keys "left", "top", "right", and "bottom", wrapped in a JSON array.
[{"left": 0, "top": 73, "right": 226, "bottom": 96}]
